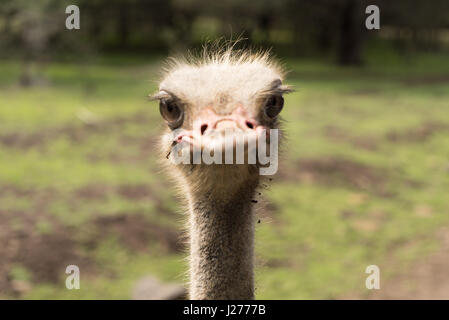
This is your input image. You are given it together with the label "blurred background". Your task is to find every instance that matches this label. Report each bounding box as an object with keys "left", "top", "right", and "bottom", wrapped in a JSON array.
[{"left": 0, "top": 0, "right": 448, "bottom": 299}]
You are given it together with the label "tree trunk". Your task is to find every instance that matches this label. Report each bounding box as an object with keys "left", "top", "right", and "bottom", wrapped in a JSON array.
[{"left": 338, "top": 0, "right": 363, "bottom": 65}]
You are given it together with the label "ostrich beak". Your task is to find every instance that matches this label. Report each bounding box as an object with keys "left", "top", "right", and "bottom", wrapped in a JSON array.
[
  {"left": 174, "top": 106, "right": 269, "bottom": 148},
  {"left": 191, "top": 106, "right": 260, "bottom": 139}
]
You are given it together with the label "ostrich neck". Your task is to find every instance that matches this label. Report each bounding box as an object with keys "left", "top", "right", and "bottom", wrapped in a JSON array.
[{"left": 188, "top": 184, "right": 257, "bottom": 299}]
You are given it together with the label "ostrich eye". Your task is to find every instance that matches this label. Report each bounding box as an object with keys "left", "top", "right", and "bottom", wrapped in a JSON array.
[
  {"left": 159, "top": 99, "right": 183, "bottom": 129},
  {"left": 264, "top": 95, "right": 284, "bottom": 118}
]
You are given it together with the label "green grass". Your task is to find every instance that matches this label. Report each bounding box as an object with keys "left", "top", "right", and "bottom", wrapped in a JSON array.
[{"left": 0, "top": 51, "right": 448, "bottom": 299}]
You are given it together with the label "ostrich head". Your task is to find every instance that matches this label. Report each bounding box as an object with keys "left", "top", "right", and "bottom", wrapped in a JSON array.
[
  {"left": 151, "top": 46, "right": 292, "bottom": 299},
  {"left": 153, "top": 47, "right": 291, "bottom": 198}
]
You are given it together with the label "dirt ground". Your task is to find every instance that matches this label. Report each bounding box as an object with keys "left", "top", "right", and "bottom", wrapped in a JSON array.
[{"left": 344, "top": 228, "right": 449, "bottom": 300}]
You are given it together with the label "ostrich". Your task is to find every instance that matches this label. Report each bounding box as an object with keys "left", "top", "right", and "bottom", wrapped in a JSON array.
[{"left": 152, "top": 46, "right": 291, "bottom": 300}]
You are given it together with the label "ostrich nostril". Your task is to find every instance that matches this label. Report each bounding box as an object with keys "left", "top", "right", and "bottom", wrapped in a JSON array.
[
  {"left": 200, "top": 124, "right": 208, "bottom": 135},
  {"left": 245, "top": 121, "right": 254, "bottom": 129}
]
